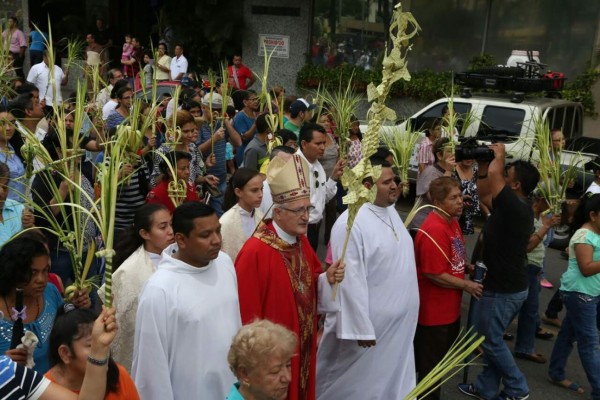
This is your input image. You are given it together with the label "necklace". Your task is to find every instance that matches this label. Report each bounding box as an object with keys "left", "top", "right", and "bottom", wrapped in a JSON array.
[{"left": 368, "top": 208, "right": 398, "bottom": 241}]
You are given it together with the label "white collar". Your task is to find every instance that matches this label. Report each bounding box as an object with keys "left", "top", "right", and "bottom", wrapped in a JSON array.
[
  {"left": 238, "top": 205, "right": 255, "bottom": 218},
  {"left": 161, "top": 243, "right": 215, "bottom": 273},
  {"left": 297, "top": 149, "right": 317, "bottom": 167},
  {"left": 272, "top": 220, "right": 297, "bottom": 244}
]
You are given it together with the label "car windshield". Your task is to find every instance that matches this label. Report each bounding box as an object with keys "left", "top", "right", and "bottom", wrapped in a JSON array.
[{"left": 477, "top": 106, "right": 525, "bottom": 139}]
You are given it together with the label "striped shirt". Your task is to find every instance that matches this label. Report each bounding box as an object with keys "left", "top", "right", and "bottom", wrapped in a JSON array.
[
  {"left": 417, "top": 136, "right": 434, "bottom": 167},
  {"left": 0, "top": 355, "right": 50, "bottom": 399},
  {"left": 98, "top": 155, "right": 149, "bottom": 231}
]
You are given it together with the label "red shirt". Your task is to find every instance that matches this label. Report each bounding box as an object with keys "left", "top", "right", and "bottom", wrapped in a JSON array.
[
  {"left": 228, "top": 64, "right": 253, "bottom": 90},
  {"left": 146, "top": 180, "right": 199, "bottom": 213},
  {"left": 414, "top": 211, "right": 466, "bottom": 326}
]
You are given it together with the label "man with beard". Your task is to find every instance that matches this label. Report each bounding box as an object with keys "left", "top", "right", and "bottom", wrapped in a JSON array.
[
  {"left": 132, "top": 202, "right": 241, "bottom": 400},
  {"left": 316, "top": 156, "right": 419, "bottom": 399}
]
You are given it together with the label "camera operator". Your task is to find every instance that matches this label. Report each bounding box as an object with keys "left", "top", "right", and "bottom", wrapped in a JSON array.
[{"left": 459, "top": 143, "right": 540, "bottom": 400}]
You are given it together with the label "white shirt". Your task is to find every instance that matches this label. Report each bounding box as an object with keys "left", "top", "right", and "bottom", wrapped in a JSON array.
[
  {"left": 132, "top": 245, "right": 241, "bottom": 400},
  {"left": 96, "top": 84, "right": 113, "bottom": 109},
  {"left": 102, "top": 100, "right": 118, "bottom": 120},
  {"left": 297, "top": 150, "right": 337, "bottom": 224},
  {"left": 170, "top": 54, "right": 188, "bottom": 80},
  {"left": 259, "top": 179, "right": 274, "bottom": 218},
  {"left": 14, "top": 120, "right": 46, "bottom": 179},
  {"left": 165, "top": 97, "right": 176, "bottom": 120},
  {"left": 26, "top": 62, "right": 64, "bottom": 106},
  {"left": 586, "top": 181, "right": 600, "bottom": 194}
]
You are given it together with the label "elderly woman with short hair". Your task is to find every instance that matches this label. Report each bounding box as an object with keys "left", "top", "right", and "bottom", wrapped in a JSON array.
[{"left": 226, "top": 320, "right": 297, "bottom": 400}]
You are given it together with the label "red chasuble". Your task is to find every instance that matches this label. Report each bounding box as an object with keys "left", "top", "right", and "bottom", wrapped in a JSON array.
[{"left": 235, "top": 220, "right": 323, "bottom": 400}]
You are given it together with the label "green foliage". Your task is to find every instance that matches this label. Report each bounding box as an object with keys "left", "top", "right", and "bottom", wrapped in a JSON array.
[
  {"left": 561, "top": 68, "right": 600, "bottom": 118},
  {"left": 296, "top": 64, "right": 453, "bottom": 102},
  {"left": 297, "top": 62, "right": 600, "bottom": 117},
  {"left": 468, "top": 53, "right": 496, "bottom": 71}
]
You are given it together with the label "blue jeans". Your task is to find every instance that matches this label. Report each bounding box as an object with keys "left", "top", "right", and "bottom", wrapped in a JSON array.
[
  {"left": 209, "top": 178, "right": 227, "bottom": 217},
  {"left": 549, "top": 291, "right": 600, "bottom": 400},
  {"left": 474, "top": 289, "right": 529, "bottom": 399},
  {"left": 515, "top": 265, "right": 541, "bottom": 354}
]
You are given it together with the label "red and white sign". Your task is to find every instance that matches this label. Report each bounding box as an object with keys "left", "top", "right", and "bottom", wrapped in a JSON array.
[{"left": 258, "top": 34, "right": 290, "bottom": 59}]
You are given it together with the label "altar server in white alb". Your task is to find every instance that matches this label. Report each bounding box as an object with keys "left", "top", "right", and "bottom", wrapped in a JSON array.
[
  {"left": 132, "top": 202, "right": 241, "bottom": 400},
  {"left": 316, "top": 156, "right": 419, "bottom": 399}
]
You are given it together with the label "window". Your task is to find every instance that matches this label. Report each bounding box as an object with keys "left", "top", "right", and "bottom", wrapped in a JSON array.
[
  {"left": 478, "top": 106, "right": 525, "bottom": 139},
  {"left": 410, "top": 102, "right": 472, "bottom": 132}
]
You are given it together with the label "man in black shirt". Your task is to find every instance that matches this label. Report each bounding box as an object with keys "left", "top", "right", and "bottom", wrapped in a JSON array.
[{"left": 459, "top": 144, "right": 539, "bottom": 400}]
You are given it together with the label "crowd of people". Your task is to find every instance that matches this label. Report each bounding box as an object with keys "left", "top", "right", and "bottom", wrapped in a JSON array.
[{"left": 1, "top": 18, "right": 600, "bottom": 400}]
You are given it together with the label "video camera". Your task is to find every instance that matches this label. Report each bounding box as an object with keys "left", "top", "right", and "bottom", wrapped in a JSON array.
[{"left": 455, "top": 137, "right": 495, "bottom": 162}]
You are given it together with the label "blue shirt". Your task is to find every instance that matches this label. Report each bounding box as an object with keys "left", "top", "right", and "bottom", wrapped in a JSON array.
[
  {"left": 0, "top": 198, "right": 23, "bottom": 247},
  {"left": 1, "top": 144, "right": 26, "bottom": 203},
  {"left": 561, "top": 228, "right": 600, "bottom": 296},
  {"left": 232, "top": 112, "right": 255, "bottom": 167},
  {"left": 30, "top": 31, "right": 48, "bottom": 52},
  {"left": 0, "top": 284, "right": 63, "bottom": 373},
  {"left": 199, "top": 122, "right": 228, "bottom": 180},
  {"left": 106, "top": 111, "right": 126, "bottom": 129},
  {"left": 225, "top": 383, "right": 245, "bottom": 400}
]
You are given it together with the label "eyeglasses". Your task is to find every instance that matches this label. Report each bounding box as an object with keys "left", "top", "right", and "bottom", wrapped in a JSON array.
[{"left": 279, "top": 205, "right": 314, "bottom": 216}]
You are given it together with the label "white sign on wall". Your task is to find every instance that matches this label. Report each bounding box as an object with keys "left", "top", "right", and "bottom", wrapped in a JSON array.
[{"left": 258, "top": 34, "right": 290, "bottom": 59}]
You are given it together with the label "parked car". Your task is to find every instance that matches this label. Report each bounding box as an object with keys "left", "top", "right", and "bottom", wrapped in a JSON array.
[
  {"left": 134, "top": 81, "right": 180, "bottom": 102},
  {"left": 363, "top": 91, "right": 599, "bottom": 248}
]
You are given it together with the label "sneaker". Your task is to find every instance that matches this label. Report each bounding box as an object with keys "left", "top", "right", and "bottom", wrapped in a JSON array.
[
  {"left": 457, "top": 383, "right": 485, "bottom": 399},
  {"left": 496, "top": 391, "right": 529, "bottom": 400},
  {"left": 540, "top": 278, "right": 553, "bottom": 288}
]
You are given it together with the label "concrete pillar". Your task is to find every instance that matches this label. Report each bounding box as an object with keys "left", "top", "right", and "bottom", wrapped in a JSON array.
[{"left": 241, "top": 0, "right": 312, "bottom": 95}]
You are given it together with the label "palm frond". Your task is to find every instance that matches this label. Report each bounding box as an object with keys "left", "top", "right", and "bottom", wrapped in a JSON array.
[
  {"left": 404, "top": 328, "right": 485, "bottom": 399},
  {"left": 318, "top": 80, "right": 363, "bottom": 159},
  {"left": 381, "top": 125, "right": 422, "bottom": 196}
]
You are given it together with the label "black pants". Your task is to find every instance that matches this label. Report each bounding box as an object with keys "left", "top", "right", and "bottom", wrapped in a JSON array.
[
  {"left": 30, "top": 50, "right": 43, "bottom": 66},
  {"left": 545, "top": 289, "right": 563, "bottom": 319},
  {"left": 414, "top": 319, "right": 461, "bottom": 400},
  {"left": 323, "top": 198, "right": 337, "bottom": 245},
  {"left": 307, "top": 222, "right": 321, "bottom": 253},
  {"left": 11, "top": 51, "right": 24, "bottom": 79}
]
